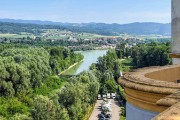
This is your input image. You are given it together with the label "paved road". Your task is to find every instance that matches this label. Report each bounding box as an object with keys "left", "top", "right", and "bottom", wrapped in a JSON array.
[
  {"left": 89, "top": 100, "right": 103, "bottom": 120},
  {"left": 89, "top": 99, "right": 120, "bottom": 120}
]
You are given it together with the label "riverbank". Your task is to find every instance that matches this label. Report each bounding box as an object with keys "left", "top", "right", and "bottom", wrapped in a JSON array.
[
  {"left": 59, "top": 60, "right": 83, "bottom": 75},
  {"left": 59, "top": 50, "right": 107, "bottom": 75}
]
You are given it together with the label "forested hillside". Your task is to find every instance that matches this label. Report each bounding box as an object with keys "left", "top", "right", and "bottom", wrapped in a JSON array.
[
  {"left": 0, "top": 44, "right": 86, "bottom": 119},
  {"left": 115, "top": 42, "right": 172, "bottom": 68},
  {"left": 67, "top": 22, "right": 171, "bottom": 36},
  {"left": 0, "top": 20, "right": 171, "bottom": 36},
  {"left": 0, "top": 22, "right": 65, "bottom": 35},
  {"left": 0, "top": 41, "right": 172, "bottom": 120}
]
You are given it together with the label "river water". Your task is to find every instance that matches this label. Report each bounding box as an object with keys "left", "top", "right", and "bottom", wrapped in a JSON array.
[{"left": 64, "top": 50, "right": 108, "bottom": 75}]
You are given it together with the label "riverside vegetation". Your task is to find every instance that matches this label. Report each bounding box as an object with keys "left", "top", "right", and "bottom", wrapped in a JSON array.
[
  {"left": 0, "top": 44, "right": 89, "bottom": 120},
  {"left": 0, "top": 41, "right": 172, "bottom": 120}
]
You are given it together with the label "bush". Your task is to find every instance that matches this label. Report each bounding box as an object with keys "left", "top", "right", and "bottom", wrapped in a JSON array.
[
  {"left": 106, "top": 79, "right": 116, "bottom": 93},
  {"left": 9, "top": 113, "right": 32, "bottom": 120},
  {"left": 119, "top": 86, "right": 125, "bottom": 100},
  {"left": 0, "top": 97, "right": 29, "bottom": 118},
  {"left": 31, "top": 95, "right": 56, "bottom": 120},
  {"left": 83, "top": 103, "right": 95, "bottom": 120},
  {"left": 34, "top": 76, "right": 65, "bottom": 96}
]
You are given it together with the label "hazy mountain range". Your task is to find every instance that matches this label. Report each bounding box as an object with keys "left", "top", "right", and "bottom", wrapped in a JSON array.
[{"left": 0, "top": 18, "right": 171, "bottom": 36}]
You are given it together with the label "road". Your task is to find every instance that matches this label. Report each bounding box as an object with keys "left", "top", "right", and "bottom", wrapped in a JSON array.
[{"left": 89, "top": 99, "right": 120, "bottom": 120}]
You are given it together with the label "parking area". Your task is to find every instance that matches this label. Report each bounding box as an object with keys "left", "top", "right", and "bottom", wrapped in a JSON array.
[{"left": 89, "top": 99, "right": 120, "bottom": 120}]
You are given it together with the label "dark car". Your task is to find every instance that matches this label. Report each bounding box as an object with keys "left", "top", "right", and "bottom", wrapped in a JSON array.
[
  {"left": 105, "top": 114, "right": 111, "bottom": 118},
  {"left": 98, "top": 113, "right": 105, "bottom": 118},
  {"left": 105, "top": 118, "right": 110, "bottom": 120},
  {"left": 101, "top": 111, "right": 105, "bottom": 115},
  {"left": 99, "top": 118, "right": 105, "bottom": 120}
]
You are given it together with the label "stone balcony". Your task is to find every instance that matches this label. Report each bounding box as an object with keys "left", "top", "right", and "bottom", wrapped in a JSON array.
[{"left": 119, "top": 64, "right": 180, "bottom": 120}]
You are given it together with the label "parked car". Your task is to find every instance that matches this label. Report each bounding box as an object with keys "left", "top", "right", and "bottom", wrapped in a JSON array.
[
  {"left": 102, "top": 104, "right": 112, "bottom": 112},
  {"left": 108, "top": 100, "right": 112, "bottom": 105},
  {"left": 98, "top": 114, "right": 105, "bottom": 119},
  {"left": 111, "top": 93, "right": 116, "bottom": 99},
  {"left": 105, "top": 114, "right": 112, "bottom": 118},
  {"left": 107, "top": 93, "right": 111, "bottom": 99},
  {"left": 105, "top": 118, "right": 110, "bottom": 120},
  {"left": 101, "top": 111, "right": 105, "bottom": 115},
  {"left": 98, "top": 94, "right": 102, "bottom": 100},
  {"left": 103, "top": 94, "right": 107, "bottom": 99},
  {"left": 99, "top": 118, "right": 105, "bottom": 120}
]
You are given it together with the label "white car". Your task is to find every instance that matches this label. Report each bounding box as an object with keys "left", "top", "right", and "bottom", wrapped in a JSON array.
[
  {"left": 108, "top": 100, "right": 112, "bottom": 105},
  {"left": 103, "top": 94, "right": 107, "bottom": 99},
  {"left": 111, "top": 93, "right": 116, "bottom": 99},
  {"left": 98, "top": 94, "right": 102, "bottom": 100},
  {"left": 107, "top": 93, "right": 111, "bottom": 99},
  {"left": 102, "top": 104, "right": 112, "bottom": 112}
]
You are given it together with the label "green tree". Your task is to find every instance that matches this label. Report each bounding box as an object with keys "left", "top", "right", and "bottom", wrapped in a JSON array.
[
  {"left": 31, "top": 95, "right": 56, "bottom": 120},
  {"left": 55, "top": 108, "right": 70, "bottom": 120},
  {"left": 9, "top": 113, "right": 32, "bottom": 120},
  {"left": 105, "top": 79, "right": 116, "bottom": 93}
]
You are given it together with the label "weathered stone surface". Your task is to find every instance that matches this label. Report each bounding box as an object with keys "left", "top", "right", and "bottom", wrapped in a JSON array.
[
  {"left": 172, "top": 0, "right": 180, "bottom": 64},
  {"left": 118, "top": 65, "right": 180, "bottom": 120},
  {"left": 152, "top": 101, "right": 180, "bottom": 120},
  {"left": 119, "top": 65, "right": 180, "bottom": 92}
]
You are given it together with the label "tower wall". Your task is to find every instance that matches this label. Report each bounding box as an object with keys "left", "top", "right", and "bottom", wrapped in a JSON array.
[{"left": 172, "top": 0, "right": 180, "bottom": 64}]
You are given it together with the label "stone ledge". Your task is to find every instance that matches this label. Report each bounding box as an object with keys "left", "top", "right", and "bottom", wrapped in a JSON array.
[
  {"left": 118, "top": 65, "right": 180, "bottom": 119},
  {"left": 156, "top": 90, "right": 180, "bottom": 107},
  {"left": 152, "top": 101, "right": 180, "bottom": 120},
  {"left": 119, "top": 78, "right": 178, "bottom": 94},
  {"left": 119, "top": 65, "right": 180, "bottom": 93},
  {"left": 170, "top": 53, "right": 180, "bottom": 58}
]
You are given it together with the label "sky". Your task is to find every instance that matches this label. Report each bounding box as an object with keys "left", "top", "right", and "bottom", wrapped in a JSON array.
[{"left": 0, "top": 0, "right": 171, "bottom": 24}]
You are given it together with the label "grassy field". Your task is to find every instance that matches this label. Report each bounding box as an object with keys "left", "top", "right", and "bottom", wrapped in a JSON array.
[
  {"left": 76, "top": 32, "right": 118, "bottom": 39},
  {"left": 0, "top": 29, "right": 170, "bottom": 41},
  {"left": 120, "top": 58, "right": 134, "bottom": 72},
  {"left": 0, "top": 33, "right": 17, "bottom": 37},
  {"left": 41, "top": 29, "right": 120, "bottom": 40},
  {"left": 46, "top": 36, "right": 68, "bottom": 39},
  {"left": 0, "top": 33, "right": 34, "bottom": 38}
]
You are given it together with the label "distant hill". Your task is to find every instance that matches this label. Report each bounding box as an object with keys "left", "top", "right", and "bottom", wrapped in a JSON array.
[
  {"left": 65, "top": 22, "right": 171, "bottom": 36},
  {"left": 0, "top": 18, "right": 61, "bottom": 25},
  {"left": 0, "top": 22, "right": 65, "bottom": 35},
  {"left": 0, "top": 18, "right": 171, "bottom": 36}
]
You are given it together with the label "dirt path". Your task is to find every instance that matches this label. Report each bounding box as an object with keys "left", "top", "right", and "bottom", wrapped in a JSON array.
[{"left": 59, "top": 60, "right": 83, "bottom": 75}]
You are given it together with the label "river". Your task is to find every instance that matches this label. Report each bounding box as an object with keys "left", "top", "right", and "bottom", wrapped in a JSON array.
[{"left": 63, "top": 50, "right": 108, "bottom": 75}]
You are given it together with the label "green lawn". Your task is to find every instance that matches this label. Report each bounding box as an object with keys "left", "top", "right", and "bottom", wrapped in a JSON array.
[
  {"left": 33, "top": 76, "right": 66, "bottom": 96},
  {"left": 120, "top": 58, "right": 134, "bottom": 72},
  {"left": 0, "top": 33, "right": 34, "bottom": 38}
]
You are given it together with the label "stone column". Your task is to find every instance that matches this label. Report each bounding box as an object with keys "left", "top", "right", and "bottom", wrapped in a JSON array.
[{"left": 172, "top": 0, "right": 180, "bottom": 64}]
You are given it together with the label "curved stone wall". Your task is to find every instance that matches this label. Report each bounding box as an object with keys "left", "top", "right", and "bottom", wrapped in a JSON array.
[
  {"left": 119, "top": 65, "right": 180, "bottom": 120},
  {"left": 145, "top": 66, "right": 180, "bottom": 82}
]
